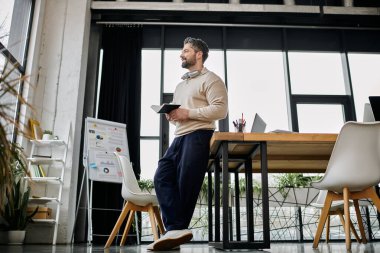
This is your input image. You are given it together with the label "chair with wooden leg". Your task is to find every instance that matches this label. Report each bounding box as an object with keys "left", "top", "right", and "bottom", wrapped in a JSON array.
[
  {"left": 311, "top": 122, "right": 380, "bottom": 251},
  {"left": 104, "top": 153, "right": 165, "bottom": 248},
  {"left": 311, "top": 190, "right": 362, "bottom": 244}
]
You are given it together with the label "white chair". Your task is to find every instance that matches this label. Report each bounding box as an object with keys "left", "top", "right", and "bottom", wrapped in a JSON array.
[
  {"left": 311, "top": 190, "right": 361, "bottom": 243},
  {"left": 104, "top": 153, "right": 165, "bottom": 248},
  {"left": 311, "top": 121, "right": 380, "bottom": 250}
]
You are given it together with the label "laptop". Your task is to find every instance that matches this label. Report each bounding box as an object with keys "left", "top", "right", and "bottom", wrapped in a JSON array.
[
  {"left": 251, "top": 113, "right": 267, "bottom": 133},
  {"left": 363, "top": 103, "right": 375, "bottom": 122},
  {"left": 369, "top": 96, "right": 380, "bottom": 121}
]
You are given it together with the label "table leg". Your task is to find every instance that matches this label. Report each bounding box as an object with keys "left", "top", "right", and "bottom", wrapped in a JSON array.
[
  {"left": 222, "top": 142, "right": 230, "bottom": 245},
  {"left": 214, "top": 155, "right": 221, "bottom": 242},
  {"left": 234, "top": 171, "right": 241, "bottom": 241},
  {"left": 260, "top": 141, "right": 270, "bottom": 248},
  {"left": 208, "top": 170, "right": 213, "bottom": 242},
  {"left": 245, "top": 159, "right": 254, "bottom": 242}
]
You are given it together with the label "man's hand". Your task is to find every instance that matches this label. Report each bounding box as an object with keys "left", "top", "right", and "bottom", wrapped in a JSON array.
[{"left": 167, "top": 108, "right": 189, "bottom": 122}]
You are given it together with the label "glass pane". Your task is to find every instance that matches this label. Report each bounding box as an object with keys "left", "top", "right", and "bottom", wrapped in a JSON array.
[
  {"left": 297, "top": 104, "right": 344, "bottom": 133},
  {"left": 140, "top": 140, "right": 159, "bottom": 180},
  {"left": 0, "top": 54, "right": 21, "bottom": 140},
  {"left": 288, "top": 52, "right": 346, "bottom": 95},
  {"left": 227, "top": 50, "right": 289, "bottom": 132},
  {"left": 0, "top": 0, "right": 15, "bottom": 47},
  {"left": 141, "top": 50, "right": 161, "bottom": 136},
  {"left": 163, "top": 49, "right": 181, "bottom": 93},
  {"left": 204, "top": 50, "right": 225, "bottom": 82},
  {"left": 0, "top": 0, "right": 32, "bottom": 64},
  {"left": 0, "top": 50, "right": 5, "bottom": 70},
  {"left": 164, "top": 49, "right": 225, "bottom": 93},
  {"left": 348, "top": 53, "right": 380, "bottom": 121}
]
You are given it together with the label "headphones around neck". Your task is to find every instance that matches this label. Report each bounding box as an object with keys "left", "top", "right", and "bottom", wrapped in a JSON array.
[{"left": 181, "top": 70, "right": 201, "bottom": 80}]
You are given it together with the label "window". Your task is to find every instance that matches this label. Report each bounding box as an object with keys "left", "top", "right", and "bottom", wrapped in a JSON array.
[
  {"left": 288, "top": 52, "right": 346, "bottom": 95},
  {"left": 140, "top": 140, "right": 159, "bottom": 180},
  {"left": 0, "top": 54, "right": 22, "bottom": 140},
  {"left": 140, "top": 49, "right": 162, "bottom": 180},
  {"left": 164, "top": 49, "right": 183, "bottom": 93},
  {"left": 141, "top": 50, "right": 161, "bottom": 136},
  {"left": 227, "top": 50, "right": 289, "bottom": 132},
  {"left": 0, "top": 0, "right": 33, "bottom": 64},
  {"left": 0, "top": 0, "right": 33, "bottom": 141},
  {"left": 0, "top": 1, "right": 15, "bottom": 47},
  {"left": 288, "top": 52, "right": 353, "bottom": 131},
  {"left": 297, "top": 104, "right": 344, "bottom": 133},
  {"left": 348, "top": 53, "right": 380, "bottom": 121}
]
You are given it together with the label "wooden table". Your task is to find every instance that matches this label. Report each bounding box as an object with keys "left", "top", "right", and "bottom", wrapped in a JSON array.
[{"left": 207, "top": 132, "right": 337, "bottom": 250}]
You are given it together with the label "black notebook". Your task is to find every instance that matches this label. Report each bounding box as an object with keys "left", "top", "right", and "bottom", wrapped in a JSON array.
[{"left": 151, "top": 103, "right": 180, "bottom": 114}]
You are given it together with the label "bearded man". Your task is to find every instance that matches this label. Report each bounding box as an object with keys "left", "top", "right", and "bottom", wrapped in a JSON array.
[{"left": 149, "top": 37, "right": 228, "bottom": 251}]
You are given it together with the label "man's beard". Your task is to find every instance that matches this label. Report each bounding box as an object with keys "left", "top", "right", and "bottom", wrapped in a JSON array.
[{"left": 181, "top": 56, "right": 196, "bottom": 68}]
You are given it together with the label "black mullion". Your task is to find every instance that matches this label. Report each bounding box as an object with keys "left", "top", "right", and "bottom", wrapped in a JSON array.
[
  {"left": 140, "top": 136, "right": 160, "bottom": 140},
  {"left": 159, "top": 26, "right": 165, "bottom": 157},
  {"left": 220, "top": 26, "right": 229, "bottom": 132},
  {"left": 21, "top": 0, "right": 35, "bottom": 69},
  {"left": 0, "top": 43, "right": 25, "bottom": 74},
  {"left": 292, "top": 94, "right": 350, "bottom": 104}
]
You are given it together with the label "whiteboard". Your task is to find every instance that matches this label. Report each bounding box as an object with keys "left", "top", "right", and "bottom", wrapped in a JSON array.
[{"left": 84, "top": 117, "right": 130, "bottom": 183}]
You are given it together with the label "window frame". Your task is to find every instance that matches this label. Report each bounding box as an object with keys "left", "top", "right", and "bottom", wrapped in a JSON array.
[
  {"left": 0, "top": 0, "right": 35, "bottom": 143},
  {"left": 290, "top": 95, "right": 355, "bottom": 132}
]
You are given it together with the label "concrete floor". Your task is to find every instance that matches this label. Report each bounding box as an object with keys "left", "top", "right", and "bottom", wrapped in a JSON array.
[{"left": 1, "top": 242, "right": 380, "bottom": 253}]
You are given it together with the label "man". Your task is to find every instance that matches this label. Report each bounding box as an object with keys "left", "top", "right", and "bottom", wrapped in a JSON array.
[{"left": 149, "top": 37, "right": 228, "bottom": 251}]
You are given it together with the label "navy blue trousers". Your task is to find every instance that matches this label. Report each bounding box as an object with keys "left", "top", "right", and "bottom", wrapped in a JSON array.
[{"left": 154, "top": 130, "right": 213, "bottom": 231}]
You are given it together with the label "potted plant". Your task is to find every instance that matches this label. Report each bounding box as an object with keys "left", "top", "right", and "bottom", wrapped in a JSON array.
[
  {"left": 273, "top": 173, "right": 321, "bottom": 206},
  {"left": 275, "top": 173, "right": 322, "bottom": 197},
  {"left": 0, "top": 145, "right": 37, "bottom": 244},
  {"left": 0, "top": 60, "right": 32, "bottom": 243},
  {"left": 2, "top": 178, "right": 36, "bottom": 244},
  {"left": 42, "top": 130, "right": 54, "bottom": 140},
  {"left": 138, "top": 179, "right": 155, "bottom": 193}
]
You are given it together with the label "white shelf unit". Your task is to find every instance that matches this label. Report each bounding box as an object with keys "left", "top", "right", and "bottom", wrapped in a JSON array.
[{"left": 27, "top": 138, "right": 68, "bottom": 245}]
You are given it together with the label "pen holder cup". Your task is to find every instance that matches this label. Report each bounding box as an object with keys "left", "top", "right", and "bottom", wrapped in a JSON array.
[{"left": 235, "top": 123, "right": 245, "bottom": 133}]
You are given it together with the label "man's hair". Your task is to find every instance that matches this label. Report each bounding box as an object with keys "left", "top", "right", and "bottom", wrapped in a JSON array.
[{"left": 184, "top": 37, "right": 209, "bottom": 63}]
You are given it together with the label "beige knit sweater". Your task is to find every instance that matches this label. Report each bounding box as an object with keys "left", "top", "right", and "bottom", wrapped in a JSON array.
[{"left": 172, "top": 67, "right": 228, "bottom": 136}]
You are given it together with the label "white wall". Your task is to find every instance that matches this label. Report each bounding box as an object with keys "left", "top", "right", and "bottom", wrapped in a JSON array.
[{"left": 24, "top": 0, "right": 91, "bottom": 244}]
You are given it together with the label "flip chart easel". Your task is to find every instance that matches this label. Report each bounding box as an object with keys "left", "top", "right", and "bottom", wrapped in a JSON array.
[
  {"left": 73, "top": 117, "right": 131, "bottom": 244},
  {"left": 84, "top": 117, "right": 129, "bottom": 183}
]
